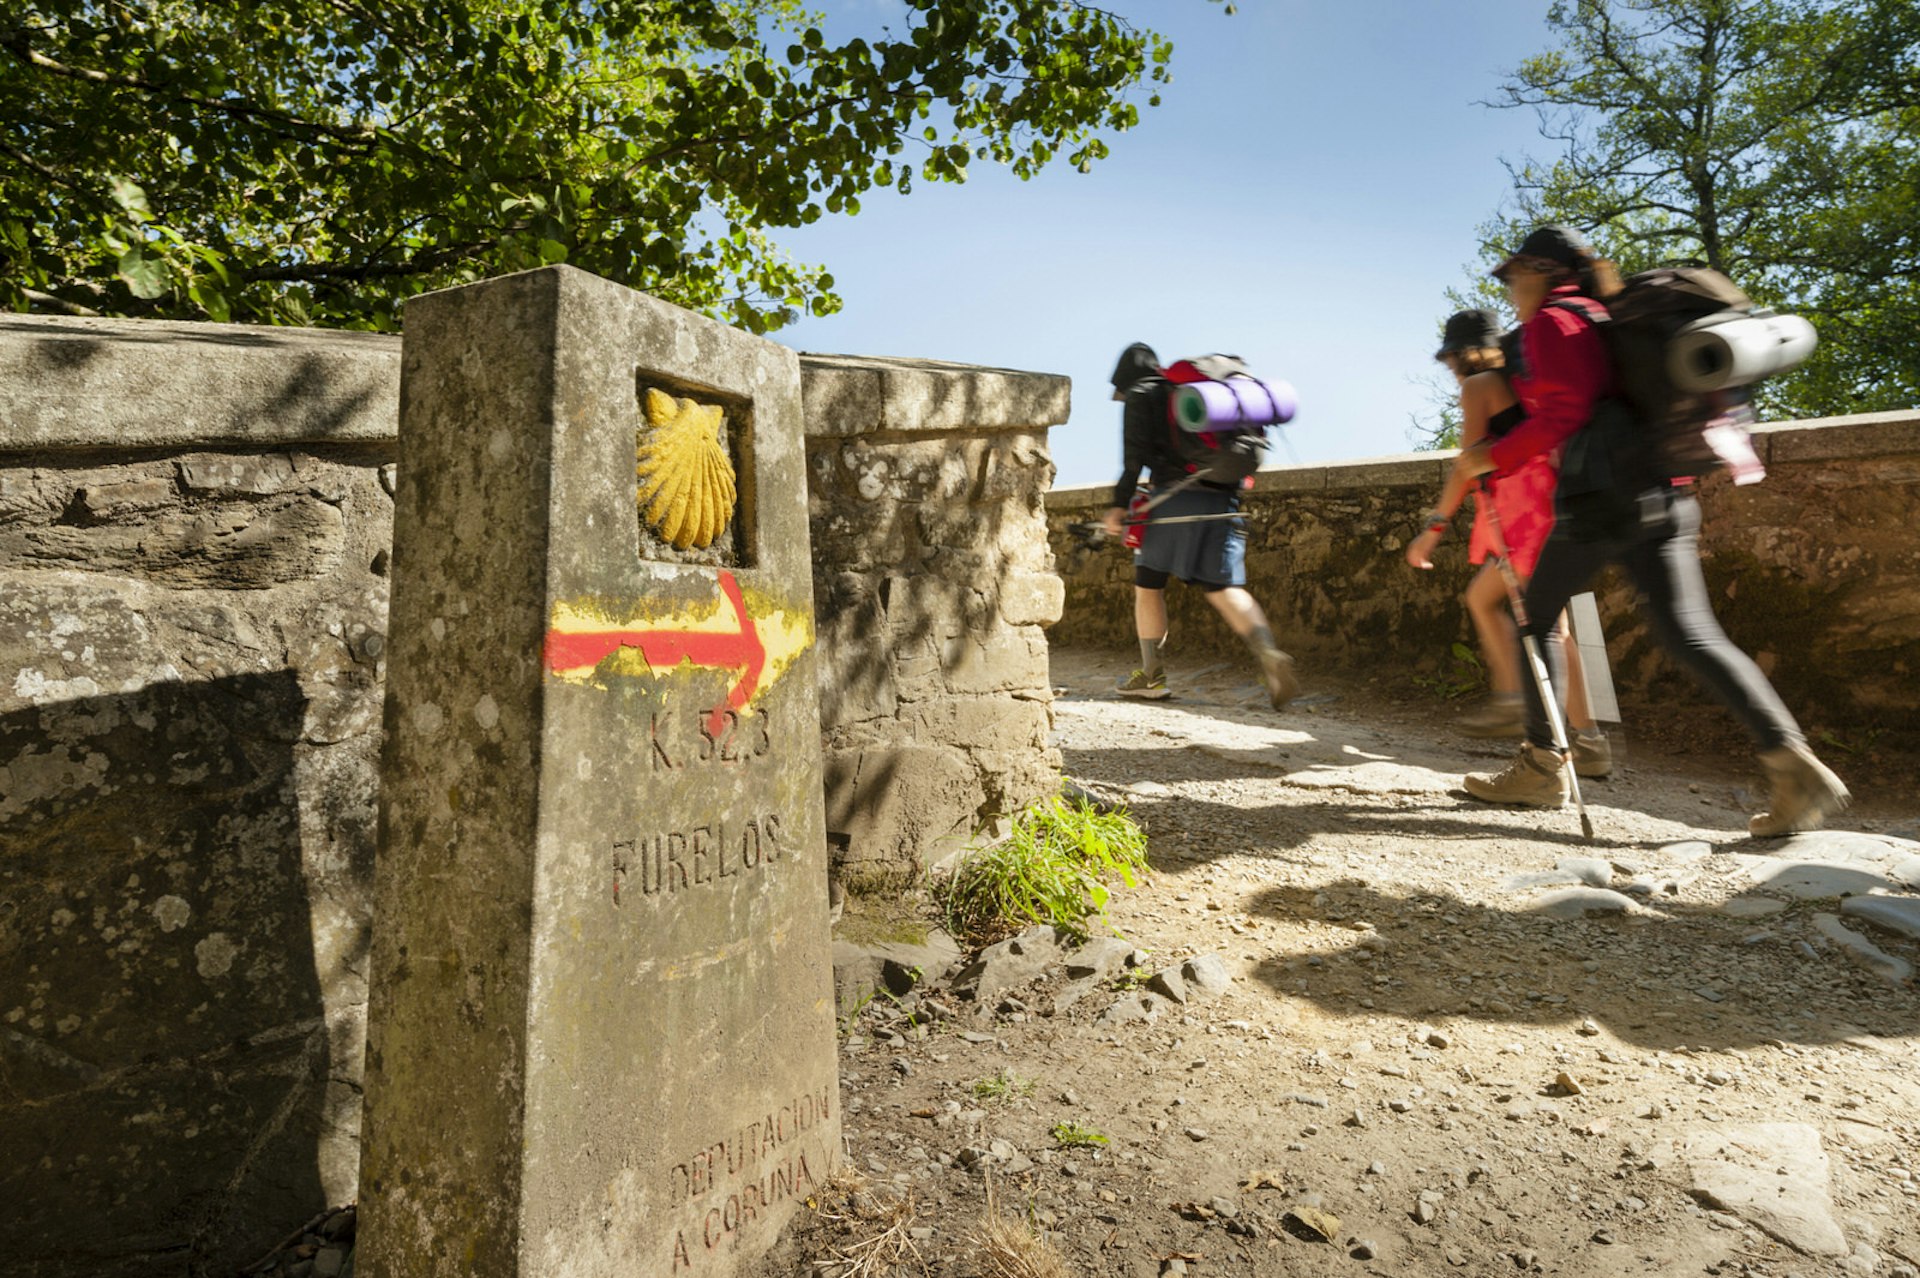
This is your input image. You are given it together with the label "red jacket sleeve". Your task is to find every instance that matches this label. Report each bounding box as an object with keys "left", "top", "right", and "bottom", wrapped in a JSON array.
[{"left": 1489, "top": 305, "right": 1614, "bottom": 472}]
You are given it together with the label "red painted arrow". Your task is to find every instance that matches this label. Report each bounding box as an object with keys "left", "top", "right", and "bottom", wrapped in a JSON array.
[{"left": 544, "top": 572, "right": 765, "bottom": 735}]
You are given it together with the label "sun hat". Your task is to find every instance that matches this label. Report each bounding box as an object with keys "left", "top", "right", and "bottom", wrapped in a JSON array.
[
  {"left": 1435, "top": 308, "right": 1504, "bottom": 359},
  {"left": 1492, "top": 224, "right": 1596, "bottom": 281}
]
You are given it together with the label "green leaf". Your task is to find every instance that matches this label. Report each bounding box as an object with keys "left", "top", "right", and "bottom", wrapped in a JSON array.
[
  {"left": 117, "top": 249, "right": 169, "bottom": 300},
  {"left": 107, "top": 177, "right": 152, "bottom": 221}
]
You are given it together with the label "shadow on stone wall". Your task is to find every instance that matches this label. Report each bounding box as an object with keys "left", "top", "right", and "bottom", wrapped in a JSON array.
[
  {"left": 0, "top": 671, "right": 338, "bottom": 1278},
  {"left": 805, "top": 358, "right": 1067, "bottom": 885}
]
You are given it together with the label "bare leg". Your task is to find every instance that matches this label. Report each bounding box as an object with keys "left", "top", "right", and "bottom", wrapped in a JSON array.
[
  {"left": 1555, "top": 616, "right": 1596, "bottom": 732},
  {"left": 1135, "top": 586, "right": 1169, "bottom": 645},
  {"left": 1206, "top": 587, "right": 1299, "bottom": 709},
  {"left": 1464, "top": 565, "right": 1520, "bottom": 696},
  {"left": 1203, "top": 585, "right": 1267, "bottom": 636}
]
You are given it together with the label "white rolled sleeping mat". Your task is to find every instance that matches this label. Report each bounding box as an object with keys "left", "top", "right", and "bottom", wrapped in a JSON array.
[{"left": 1667, "top": 311, "right": 1818, "bottom": 392}]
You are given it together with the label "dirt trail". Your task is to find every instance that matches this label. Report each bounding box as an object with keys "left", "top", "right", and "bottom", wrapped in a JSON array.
[{"left": 762, "top": 649, "right": 1920, "bottom": 1278}]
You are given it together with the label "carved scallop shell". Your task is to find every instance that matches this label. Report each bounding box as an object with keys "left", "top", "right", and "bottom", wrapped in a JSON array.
[{"left": 637, "top": 388, "right": 737, "bottom": 550}]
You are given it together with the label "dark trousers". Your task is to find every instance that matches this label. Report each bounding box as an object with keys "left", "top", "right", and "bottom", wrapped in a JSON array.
[{"left": 1517, "top": 488, "right": 1803, "bottom": 754}]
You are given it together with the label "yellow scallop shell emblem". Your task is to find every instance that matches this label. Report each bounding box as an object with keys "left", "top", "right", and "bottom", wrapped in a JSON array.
[{"left": 637, "top": 387, "right": 737, "bottom": 550}]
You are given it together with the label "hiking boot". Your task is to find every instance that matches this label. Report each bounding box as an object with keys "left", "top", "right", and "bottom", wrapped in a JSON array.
[
  {"left": 1456, "top": 697, "right": 1524, "bottom": 739},
  {"left": 1116, "top": 668, "right": 1171, "bottom": 700},
  {"left": 1256, "top": 647, "right": 1300, "bottom": 711},
  {"left": 1571, "top": 731, "right": 1612, "bottom": 779},
  {"left": 1748, "top": 740, "right": 1850, "bottom": 837},
  {"left": 1464, "top": 742, "right": 1570, "bottom": 808}
]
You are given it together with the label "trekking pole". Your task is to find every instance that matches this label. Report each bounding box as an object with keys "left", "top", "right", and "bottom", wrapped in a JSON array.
[{"left": 1476, "top": 478, "right": 1594, "bottom": 841}]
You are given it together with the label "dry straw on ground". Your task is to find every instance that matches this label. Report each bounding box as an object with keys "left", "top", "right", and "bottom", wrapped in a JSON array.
[
  {"left": 972, "top": 1174, "right": 1068, "bottom": 1278},
  {"left": 816, "top": 1174, "right": 927, "bottom": 1278}
]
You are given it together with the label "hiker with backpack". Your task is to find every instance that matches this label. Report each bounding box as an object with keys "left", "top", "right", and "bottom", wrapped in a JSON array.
[
  {"left": 1450, "top": 225, "right": 1847, "bottom": 836},
  {"left": 1407, "top": 309, "right": 1610, "bottom": 779},
  {"left": 1102, "top": 342, "right": 1301, "bottom": 709}
]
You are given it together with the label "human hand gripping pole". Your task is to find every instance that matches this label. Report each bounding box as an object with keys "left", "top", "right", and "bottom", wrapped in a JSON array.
[{"left": 1475, "top": 477, "right": 1595, "bottom": 841}]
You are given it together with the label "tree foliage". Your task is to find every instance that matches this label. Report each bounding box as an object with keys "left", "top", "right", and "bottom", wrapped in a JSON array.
[
  {"left": 1469, "top": 0, "right": 1919, "bottom": 419},
  {"left": 1, "top": 1, "right": 1181, "bottom": 331}
]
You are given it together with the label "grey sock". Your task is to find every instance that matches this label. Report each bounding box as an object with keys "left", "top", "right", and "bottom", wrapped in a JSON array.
[
  {"left": 1139, "top": 636, "right": 1165, "bottom": 675},
  {"left": 1243, "top": 624, "right": 1283, "bottom": 660}
]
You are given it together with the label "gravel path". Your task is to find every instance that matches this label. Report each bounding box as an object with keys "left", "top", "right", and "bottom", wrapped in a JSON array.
[{"left": 761, "top": 649, "right": 1920, "bottom": 1278}]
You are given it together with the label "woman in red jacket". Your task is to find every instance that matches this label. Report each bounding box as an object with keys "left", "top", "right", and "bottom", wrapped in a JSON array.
[
  {"left": 1450, "top": 225, "right": 1847, "bottom": 837},
  {"left": 1407, "top": 309, "right": 1607, "bottom": 778}
]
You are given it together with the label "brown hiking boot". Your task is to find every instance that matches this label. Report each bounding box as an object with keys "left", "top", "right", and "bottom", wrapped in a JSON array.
[
  {"left": 1464, "top": 742, "right": 1570, "bottom": 807},
  {"left": 1456, "top": 697, "right": 1524, "bottom": 739},
  {"left": 1257, "top": 647, "right": 1300, "bottom": 711},
  {"left": 1748, "top": 740, "right": 1850, "bottom": 837},
  {"left": 1571, "top": 732, "right": 1612, "bottom": 779}
]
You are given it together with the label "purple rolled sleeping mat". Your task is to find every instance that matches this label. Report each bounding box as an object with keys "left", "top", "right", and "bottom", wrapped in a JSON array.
[{"left": 1170, "top": 377, "right": 1298, "bottom": 431}]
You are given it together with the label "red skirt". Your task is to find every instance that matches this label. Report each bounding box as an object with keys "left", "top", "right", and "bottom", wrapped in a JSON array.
[{"left": 1469, "top": 454, "right": 1558, "bottom": 580}]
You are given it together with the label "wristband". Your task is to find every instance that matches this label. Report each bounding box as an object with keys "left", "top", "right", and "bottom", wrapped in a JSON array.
[{"left": 1424, "top": 510, "right": 1450, "bottom": 534}]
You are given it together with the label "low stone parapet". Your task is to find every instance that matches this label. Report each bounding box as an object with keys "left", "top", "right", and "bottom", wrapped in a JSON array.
[
  {"left": 1045, "top": 411, "right": 1920, "bottom": 739},
  {"left": 800, "top": 354, "right": 1069, "bottom": 886}
]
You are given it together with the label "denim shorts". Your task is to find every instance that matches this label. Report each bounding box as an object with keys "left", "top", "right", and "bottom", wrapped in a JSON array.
[{"left": 1133, "top": 487, "right": 1246, "bottom": 588}]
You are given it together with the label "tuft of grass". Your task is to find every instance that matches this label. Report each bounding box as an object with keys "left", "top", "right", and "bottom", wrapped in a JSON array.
[
  {"left": 974, "top": 1174, "right": 1068, "bottom": 1278},
  {"left": 939, "top": 791, "right": 1149, "bottom": 943},
  {"left": 1413, "top": 640, "right": 1485, "bottom": 701},
  {"left": 970, "top": 1069, "right": 1036, "bottom": 1102},
  {"left": 1049, "top": 1121, "right": 1108, "bottom": 1148}
]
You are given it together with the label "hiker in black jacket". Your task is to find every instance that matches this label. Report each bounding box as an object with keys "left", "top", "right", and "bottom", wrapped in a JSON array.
[{"left": 1102, "top": 342, "right": 1300, "bottom": 708}]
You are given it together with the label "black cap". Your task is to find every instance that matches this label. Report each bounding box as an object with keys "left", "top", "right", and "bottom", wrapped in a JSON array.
[
  {"left": 1492, "top": 223, "right": 1595, "bottom": 281},
  {"left": 1435, "top": 309, "right": 1503, "bottom": 360},
  {"left": 1110, "top": 342, "right": 1160, "bottom": 401}
]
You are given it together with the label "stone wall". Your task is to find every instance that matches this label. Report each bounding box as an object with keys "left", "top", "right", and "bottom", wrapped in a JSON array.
[
  {"left": 801, "top": 355, "right": 1067, "bottom": 885},
  {"left": 1045, "top": 412, "right": 1920, "bottom": 742},
  {"left": 0, "top": 314, "right": 1066, "bottom": 1275}
]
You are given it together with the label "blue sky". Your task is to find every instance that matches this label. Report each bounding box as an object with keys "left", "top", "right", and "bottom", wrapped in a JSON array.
[{"left": 773, "top": 1, "right": 1569, "bottom": 492}]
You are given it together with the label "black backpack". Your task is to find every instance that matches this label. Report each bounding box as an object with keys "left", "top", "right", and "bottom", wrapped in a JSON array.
[{"left": 1546, "top": 267, "right": 1794, "bottom": 536}]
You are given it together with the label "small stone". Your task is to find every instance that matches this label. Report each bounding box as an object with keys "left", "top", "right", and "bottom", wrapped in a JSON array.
[
  {"left": 1389, "top": 1099, "right": 1414, "bottom": 1114},
  {"left": 1350, "top": 1239, "right": 1380, "bottom": 1260},
  {"left": 1209, "top": 1196, "right": 1239, "bottom": 1219},
  {"left": 1813, "top": 912, "right": 1916, "bottom": 985},
  {"left": 1592, "top": 1228, "right": 1615, "bottom": 1245},
  {"left": 1425, "top": 1029, "right": 1451, "bottom": 1049},
  {"left": 1529, "top": 887, "right": 1637, "bottom": 918},
  {"left": 1557, "top": 856, "right": 1614, "bottom": 888},
  {"left": 1343, "top": 1107, "right": 1368, "bottom": 1128},
  {"left": 1412, "top": 1199, "right": 1438, "bottom": 1225},
  {"left": 1367, "top": 1160, "right": 1386, "bottom": 1176},
  {"left": 1184, "top": 1127, "right": 1210, "bottom": 1142},
  {"left": 1553, "top": 1072, "right": 1585, "bottom": 1096},
  {"left": 1577, "top": 1018, "right": 1601, "bottom": 1036}
]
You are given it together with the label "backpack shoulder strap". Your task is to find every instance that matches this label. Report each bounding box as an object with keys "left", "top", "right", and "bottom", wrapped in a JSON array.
[{"left": 1544, "top": 297, "right": 1608, "bottom": 327}]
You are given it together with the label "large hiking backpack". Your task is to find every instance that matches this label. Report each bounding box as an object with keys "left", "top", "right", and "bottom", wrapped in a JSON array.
[
  {"left": 1159, "top": 354, "right": 1297, "bottom": 486},
  {"left": 1545, "top": 267, "right": 1813, "bottom": 535}
]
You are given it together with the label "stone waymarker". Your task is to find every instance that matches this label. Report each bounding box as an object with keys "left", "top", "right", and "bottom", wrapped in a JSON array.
[{"left": 358, "top": 267, "right": 838, "bottom": 1276}]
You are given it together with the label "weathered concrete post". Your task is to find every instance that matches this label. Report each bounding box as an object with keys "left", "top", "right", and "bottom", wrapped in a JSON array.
[{"left": 358, "top": 266, "right": 839, "bottom": 1276}]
